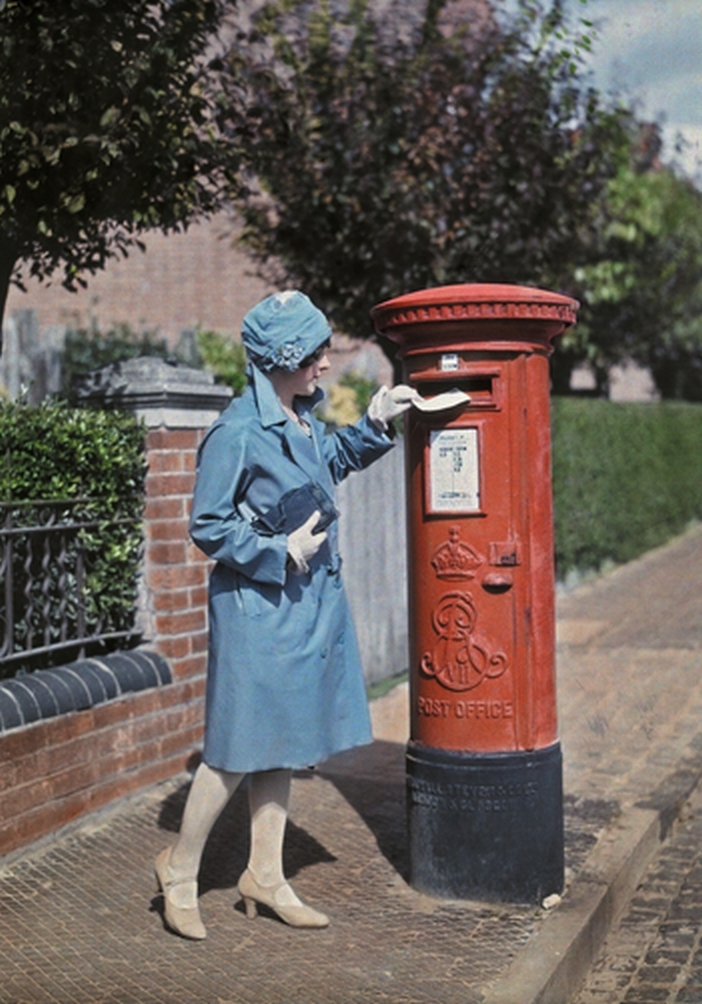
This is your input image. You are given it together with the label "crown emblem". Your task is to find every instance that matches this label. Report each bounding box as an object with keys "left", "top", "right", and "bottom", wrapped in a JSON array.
[{"left": 430, "top": 527, "right": 484, "bottom": 580}]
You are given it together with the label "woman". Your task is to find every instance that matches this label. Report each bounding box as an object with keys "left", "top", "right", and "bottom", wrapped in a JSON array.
[{"left": 155, "top": 290, "right": 417, "bottom": 939}]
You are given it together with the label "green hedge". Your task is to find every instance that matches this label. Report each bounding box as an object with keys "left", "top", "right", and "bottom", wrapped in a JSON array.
[
  {"left": 0, "top": 401, "right": 146, "bottom": 676},
  {"left": 552, "top": 398, "right": 702, "bottom": 578}
]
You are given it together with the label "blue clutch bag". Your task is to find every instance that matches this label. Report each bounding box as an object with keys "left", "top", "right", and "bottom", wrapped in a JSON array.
[{"left": 252, "top": 482, "right": 339, "bottom": 536}]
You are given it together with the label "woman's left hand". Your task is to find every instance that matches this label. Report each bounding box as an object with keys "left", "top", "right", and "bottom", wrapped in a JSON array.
[{"left": 287, "top": 511, "right": 328, "bottom": 575}]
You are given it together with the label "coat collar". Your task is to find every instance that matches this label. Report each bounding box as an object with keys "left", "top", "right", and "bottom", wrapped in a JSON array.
[
  {"left": 250, "top": 364, "right": 325, "bottom": 476},
  {"left": 250, "top": 364, "right": 324, "bottom": 428},
  {"left": 250, "top": 364, "right": 287, "bottom": 428}
]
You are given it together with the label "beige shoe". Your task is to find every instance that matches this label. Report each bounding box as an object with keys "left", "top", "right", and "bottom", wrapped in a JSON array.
[
  {"left": 154, "top": 847, "right": 206, "bottom": 940},
  {"left": 237, "top": 868, "right": 330, "bottom": 928}
]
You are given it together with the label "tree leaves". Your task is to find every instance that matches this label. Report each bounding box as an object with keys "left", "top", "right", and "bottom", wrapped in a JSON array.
[
  {"left": 220, "top": 0, "right": 627, "bottom": 351},
  {"left": 573, "top": 151, "right": 702, "bottom": 399},
  {"left": 0, "top": 0, "right": 235, "bottom": 337}
]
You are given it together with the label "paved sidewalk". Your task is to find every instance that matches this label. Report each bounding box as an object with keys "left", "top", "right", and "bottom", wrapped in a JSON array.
[
  {"left": 571, "top": 779, "right": 702, "bottom": 1003},
  {"left": 0, "top": 524, "right": 700, "bottom": 1004}
]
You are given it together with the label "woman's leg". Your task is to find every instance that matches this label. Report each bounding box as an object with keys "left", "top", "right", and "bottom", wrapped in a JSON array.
[
  {"left": 239, "top": 768, "right": 329, "bottom": 927},
  {"left": 246, "top": 768, "right": 293, "bottom": 894},
  {"left": 169, "top": 761, "right": 244, "bottom": 881},
  {"left": 155, "top": 761, "right": 243, "bottom": 938}
]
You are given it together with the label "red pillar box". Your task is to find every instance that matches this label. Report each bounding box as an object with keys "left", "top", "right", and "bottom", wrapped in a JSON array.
[{"left": 371, "top": 283, "right": 578, "bottom": 903}]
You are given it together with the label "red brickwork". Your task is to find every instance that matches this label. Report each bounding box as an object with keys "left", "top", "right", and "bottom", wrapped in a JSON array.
[
  {"left": 142, "top": 426, "right": 211, "bottom": 681},
  {"left": 4, "top": 215, "right": 272, "bottom": 342},
  {"left": 0, "top": 676, "right": 205, "bottom": 858},
  {"left": 0, "top": 420, "right": 216, "bottom": 860}
]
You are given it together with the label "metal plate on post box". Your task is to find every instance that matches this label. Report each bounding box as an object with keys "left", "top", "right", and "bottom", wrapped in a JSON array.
[
  {"left": 440, "top": 353, "right": 460, "bottom": 372},
  {"left": 428, "top": 428, "right": 480, "bottom": 513}
]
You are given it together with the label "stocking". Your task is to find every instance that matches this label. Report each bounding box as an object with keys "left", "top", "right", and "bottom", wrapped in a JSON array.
[
  {"left": 247, "top": 768, "right": 302, "bottom": 906},
  {"left": 167, "top": 761, "right": 244, "bottom": 908}
]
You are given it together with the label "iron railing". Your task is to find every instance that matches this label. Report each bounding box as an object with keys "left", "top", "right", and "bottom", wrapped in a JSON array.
[{"left": 0, "top": 498, "right": 142, "bottom": 674}]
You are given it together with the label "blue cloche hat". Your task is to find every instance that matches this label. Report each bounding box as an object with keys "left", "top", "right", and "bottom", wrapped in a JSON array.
[{"left": 241, "top": 291, "right": 332, "bottom": 372}]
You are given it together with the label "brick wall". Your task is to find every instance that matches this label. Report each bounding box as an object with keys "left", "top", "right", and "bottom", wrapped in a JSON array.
[
  {"left": 0, "top": 674, "right": 203, "bottom": 859},
  {"left": 142, "top": 427, "right": 211, "bottom": 682},
  {"left": 0, "top": 390, "right": 220, "bottom": 861},
  {"left": 4, "top": 215, "right": 272, "bottom": 343}
]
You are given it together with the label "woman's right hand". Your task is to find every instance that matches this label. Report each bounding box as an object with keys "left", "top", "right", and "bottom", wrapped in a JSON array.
[
  {"left": 287, "top": 511, "right": 328, "bottom": 575},
  {"left": 367, "top": 384, "right": 421, "bottom": 431}
]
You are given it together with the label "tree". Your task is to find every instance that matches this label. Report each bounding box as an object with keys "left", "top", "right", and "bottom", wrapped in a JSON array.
[
  {"left": 219, "top": 0, "right": 627, "bottom": 357},
  {"left": 0, "top": 0, "right": 234, "bottom": 351},
  {"left": 560, "top": 117, "right": 702, "bottom": 400}
]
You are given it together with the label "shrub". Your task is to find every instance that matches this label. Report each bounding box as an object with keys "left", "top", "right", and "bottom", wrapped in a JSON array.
[
  {"left": 318, "top": 371, "right": 379, "bottom": 427},
  {"left": 195, "top": 328, "right": 248, "bottom": 396},
  {"left": 0, "top": 401, "right": 146, "bottom": 677},
  {"left": 552, "top": 398, "right": 702, "bottom": 577}
]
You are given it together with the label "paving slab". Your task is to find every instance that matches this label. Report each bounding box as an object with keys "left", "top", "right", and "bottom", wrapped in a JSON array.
[{"left": 0, "top": 523, "right": 700, "bottom": 1004}]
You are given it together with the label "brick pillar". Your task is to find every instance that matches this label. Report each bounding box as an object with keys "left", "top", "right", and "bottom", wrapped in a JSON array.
[
  {"left": 76, "top": 357, "right": 232, "bottom": 680},
  {"left": 142, "top": 426, "right": 211, "bottom": 679}
]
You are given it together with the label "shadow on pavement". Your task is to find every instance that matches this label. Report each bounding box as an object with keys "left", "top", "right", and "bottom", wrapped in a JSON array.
[{"left": 319, "top": 739, "right": 409, "bottom": 880}]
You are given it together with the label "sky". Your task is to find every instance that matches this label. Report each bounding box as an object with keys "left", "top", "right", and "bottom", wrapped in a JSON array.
[{"left": 574, "top": 0, "right": 702, "bottom": 180}]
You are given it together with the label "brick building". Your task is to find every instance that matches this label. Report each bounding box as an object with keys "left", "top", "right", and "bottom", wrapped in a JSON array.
[
  {"left": 5, "top": 214, "right": 270, "bottom": 344},
  {"left": 1, "top": 211, "right": 393, "bottom": 399}
]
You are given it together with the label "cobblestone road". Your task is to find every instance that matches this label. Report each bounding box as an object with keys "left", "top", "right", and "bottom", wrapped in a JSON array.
[{"left": 571, "top": 780, "right": 702, "bottom": 1004}]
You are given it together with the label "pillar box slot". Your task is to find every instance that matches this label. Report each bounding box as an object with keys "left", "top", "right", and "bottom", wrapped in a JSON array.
[
  {"left": 415, "top": 375, "right": 496, "bottom": 402},
  {"left": 371, "top": 283, "right": 579, "bottom": 904}
]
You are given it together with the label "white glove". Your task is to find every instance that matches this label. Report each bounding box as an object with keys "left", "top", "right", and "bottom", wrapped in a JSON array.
[
  {"left": 287, "top": 511, "right": 328, "bottom": 575},
  {"left": 367, "top": 384, "right": 421, "bottom": 431}
]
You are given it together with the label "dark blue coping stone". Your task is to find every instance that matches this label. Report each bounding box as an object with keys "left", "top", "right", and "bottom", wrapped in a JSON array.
[
  {"left": 0, "top": 650, "right": 173, "bottom": 735},
  {"left": 75, "top": 660, "right": 121, "bottom": 702},
  {"left": 140, "top": 651, "right": 171, "bottom": 686},
  {"left": 38, "top": 668, "right": 92, "bottom": 713},
  {"left": 1, "top": 679, "right": 44, "bottom": 724},
  {"left": 18, "top": 675, "right": 63, "bottom": 718},
  {"left": 0, "top": 688, "right": 23, "bottom": 732},
  {"left": 59, "top": 663, "right": 112, "bottom": 706},
  {"left": 153, "top": 655, "right": 171, "bottom": 686},
  {"left": 106, "top": 652, "right": 152, "bottom": 693}
]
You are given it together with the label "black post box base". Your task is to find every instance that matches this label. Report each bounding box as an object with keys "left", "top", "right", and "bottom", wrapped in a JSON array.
[{"left": 406, "top": 741, "right": 564, "bottom": 903}]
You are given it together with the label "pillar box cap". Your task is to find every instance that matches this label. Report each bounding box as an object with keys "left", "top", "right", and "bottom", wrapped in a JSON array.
[{"left": 371, "top": 283, "right": 579, "bottom": 356}]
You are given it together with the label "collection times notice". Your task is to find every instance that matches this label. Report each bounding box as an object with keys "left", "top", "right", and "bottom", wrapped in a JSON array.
[{"left": 429, "top": 428, "right": 480, "bottom": 513}]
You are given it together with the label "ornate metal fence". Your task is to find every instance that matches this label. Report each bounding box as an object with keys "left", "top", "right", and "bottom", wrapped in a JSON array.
[{"left": 0, "top": 499, "right": 142, "bottom": 675}]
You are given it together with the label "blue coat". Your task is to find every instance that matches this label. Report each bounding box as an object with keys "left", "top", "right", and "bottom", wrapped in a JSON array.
[{"left": 189, "top": 366, "right": 394, "bottom": 773}]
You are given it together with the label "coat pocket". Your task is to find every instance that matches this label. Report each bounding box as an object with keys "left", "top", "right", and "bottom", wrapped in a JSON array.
[{"left": 238, "top": 576, "right": 283, "bottom": 619}]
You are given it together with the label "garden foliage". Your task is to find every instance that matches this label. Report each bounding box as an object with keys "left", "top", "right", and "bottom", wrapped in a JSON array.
[
  {"left": 0, "top": 401, "right": 146, "bottom": 677},
  {"left": 566, "top": 149, "right": 702, "bottom": 401},
  {"left": 195, "top": 328, "right": 249, "bottom": 396},
  {"left": 222, "top": 0, "right": 626, "bottom": 354}
]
